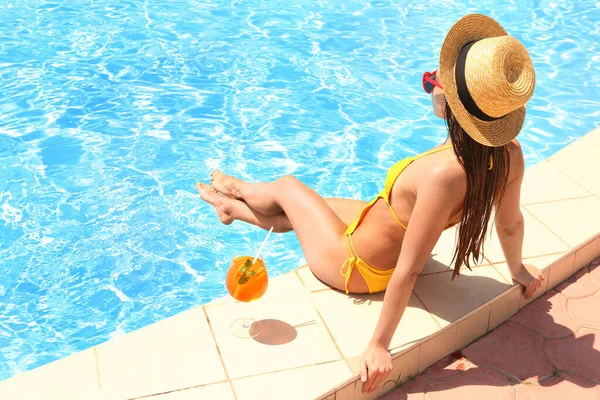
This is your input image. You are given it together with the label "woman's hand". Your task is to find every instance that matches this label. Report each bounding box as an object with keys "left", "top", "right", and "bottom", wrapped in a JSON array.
[
  {"left": 359, "top": 343, "right": 392, "bottom": 394},
  {"left": 511, "top": 263, "right": 544, "bottom": 298}
]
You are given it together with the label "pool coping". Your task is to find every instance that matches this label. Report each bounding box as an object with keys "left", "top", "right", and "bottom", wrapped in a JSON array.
[{"left": 0, "top": 127, "right": 599, "bottom": 400}]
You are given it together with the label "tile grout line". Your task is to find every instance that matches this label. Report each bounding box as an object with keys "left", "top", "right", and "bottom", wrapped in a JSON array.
[
  {"left": 488, "top": 263, "right": 513, "bottom": 285},
  {"left": 131, "top": 380, "right": 231, "bottom": 400},
  {"left": 294, "top": 269, "right": 306, "bottom": 288},
  {"left": 546, "top": 156, "right": 600, "bottom": 198},
  {"left": 309, "top": 298, "right": 353, "bottom": 375},
  {"left": 544, "top": 155, "right": 599, "bottom": 197},
  {"left": 201, "top": 306, "right": 239, "bottom": 400},
  {"left": 485, "top": 304, "right": 492, "bottom": 336},
  {"left": 419, "top": 262, "right": 494, "bottom": 277},
  {"left": 521, "top": 206, "right": 573, "bottom": 250},
  {"left": 484, "top": 251, "right": 569, "bottom": 269},
  {"left": 93, "top": 346, "right": 102, "bottom": 395},
  {"left": 521, "top": 194, "right": 595, "bottom": 207},
  {"left": 230, "top": 359, "right": 345, "bottom": 382},
  {"left": 412, "top": 291, "right": 443, "bottom": 329}
]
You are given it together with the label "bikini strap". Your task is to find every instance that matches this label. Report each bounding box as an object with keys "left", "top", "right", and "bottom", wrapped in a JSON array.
[
  {"left": 340, "top": 234, "right": 360, "bottom": 294},
  {"left": 412, "top": 144, "right": 453, "bottom": 161}
]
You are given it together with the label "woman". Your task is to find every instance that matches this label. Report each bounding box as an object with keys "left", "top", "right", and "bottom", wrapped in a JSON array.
[{"left": 197, "top": 14, "right": 544, "bottom": 394}]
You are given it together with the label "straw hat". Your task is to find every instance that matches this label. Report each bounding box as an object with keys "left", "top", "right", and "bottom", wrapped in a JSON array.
[{"left": 439, "top": 14, "right": 536, "bottom": 147}]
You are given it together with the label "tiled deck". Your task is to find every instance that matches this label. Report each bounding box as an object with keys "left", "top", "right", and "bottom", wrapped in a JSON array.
[
  {"left": 381, "top": 256, "right": 600, "bottom": 400},
  {"left": 1, "top": 128, "right": 599, "bottom": 400}
]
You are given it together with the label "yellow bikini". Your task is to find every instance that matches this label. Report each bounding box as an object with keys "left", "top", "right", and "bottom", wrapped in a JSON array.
[{"left": 340, "top": 145, "right": 454, "bottom": 294}]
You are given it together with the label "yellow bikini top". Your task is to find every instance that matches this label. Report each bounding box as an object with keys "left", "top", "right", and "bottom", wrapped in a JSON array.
[{"left": 345, "top": 145, "right": 454, "bottom": 235}]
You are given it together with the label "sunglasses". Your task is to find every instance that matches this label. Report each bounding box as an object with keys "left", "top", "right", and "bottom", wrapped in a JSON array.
[{"left": 422, "top": 70, "right": 443, "bottom": 94}]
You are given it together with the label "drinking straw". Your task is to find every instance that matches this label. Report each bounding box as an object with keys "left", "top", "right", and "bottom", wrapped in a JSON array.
[{"left": 252, "top": 226, "right": 274, "bottom": 264}]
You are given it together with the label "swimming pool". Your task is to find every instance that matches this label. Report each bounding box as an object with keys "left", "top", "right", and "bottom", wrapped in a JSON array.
[{"left": 0, "top": 0, "right": 598, "bottom": 380}]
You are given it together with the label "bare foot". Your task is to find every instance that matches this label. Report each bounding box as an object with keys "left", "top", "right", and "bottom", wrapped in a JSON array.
[
  {"left": 210, "top": 170, "right": 243, "bottom": 199},
  {"left": 511, "top": 263, "right": 545, "bottom": 299},
  {"left": 195, "top": 182, "right": 234, "bottom": 225}
]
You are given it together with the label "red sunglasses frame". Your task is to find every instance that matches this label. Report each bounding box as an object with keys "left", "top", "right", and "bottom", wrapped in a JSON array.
[{"left": 422, "top": 70, "right": 443, "bottom": 93}]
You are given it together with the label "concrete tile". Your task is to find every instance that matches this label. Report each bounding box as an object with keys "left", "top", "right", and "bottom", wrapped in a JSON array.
[
  {"left": 545, "top": 328, "right": 600, "bottom": 383},
  {"left": 568, "top": 291, "right": 600, "bottom": 330},
  {"left": 296, "top": 265, "right": 331, "bottom": 292},
  {"left": 549, "top": 138, "right": 600, "bottom": 160},
  {"left": 413, "top": 266, "right": 510, "bottom": 327},
  {"left": 421, "top": 226, "right": 491, "bottom": 275},
  {"left": 152, "top": 382, "right": 235, "bottom": 400},
  {"left": 323, "top": 395, "right": 336, "bottom": 400},
  {"left": 0, "top": 349, "right": 101, "bottom": 400},
  {"left": 488, "top": 286, "right": 521, "bottom": 331},
  {"left": 96, "top": 307, "right": 225, "bottom": 399},
  {"left": 580, "top": 127, "right": 600, "bottom": 146},
  {"left": 233, "top": 362, "right": 351, "bottom": 400},
  {"left": 483, "top": 208, "right": 569, "bottom": 263},
  {"left": 551, "top": 155, "right": 600, "bottom": 195},
  {"left": 423, "top": 226, "right": 458, "bottom": 274},
  {"left": 463, "top": 321, "right": 553, "bottom": 382},
  {"left": 418, "top": 325, "right": 458, "bottom": 373},
  {"left": 336, "top": 382, "right": 356, "bottom": 400},
  {"left": 526, "top": 197, "right": 600, "bottom": 248},
  {"left": 424, "top": 366, "right": 515, "bottom": 399},
  {"left": 590, "top": 263, "right": 600, "bottom": 288},
  {"left": 520, "top": 160, "right": 590, "bottom": 205},
  {"left": 310, "top": 290, "right": 438, "bottom": 359},
  {"left": 384, "top": 347, "right": 421, "bottom": 393},
  {"left": 547, "top": 253, "right": 576, "bottom": 290},
  {"left": 266, "top": 271, "right": 311, "bottom": 298},
  {"left": 581, "top": 127, "right": 600, "bottom": 146},
  {"left": 556, "top": 268, "right": 599, "bottom": 299},
  {"left": 353, "top": 381, "right": 380, "bottom": 400},
  {"left": 423, "top": 352, "right": 476, "bottom": 380},
  {"left": 574, "top": 237, "right": 600, "bottom": 272},
  {"left": 205, "top": 294, "right": 341, "bottom": 379},
  {"left": 516, "top": 372, "right": 600, "bottom": 400},
  {"left": 494, "top": 253, "right": 566, "bottom": 308},
  {"left": 456, "top": 306, "right": 491, "bottom": 350},
  {"left": 511, "top": 290, "right": 580, "bottom": 339},
  {"left": 491, "top": 254, "right": 557, "bottom": 309},
  {"left": 380, "top": 374, "right": 427, "bottom": 400},
  {"left": 491, "top": 253, "right": 567, "bottom": 284}
]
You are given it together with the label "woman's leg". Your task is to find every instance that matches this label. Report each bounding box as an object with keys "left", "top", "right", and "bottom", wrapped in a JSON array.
[
  {"left": 210, "top": 170, "right": 367, "bottom": 220},
  {"left": 197, "top": 183, "right": 367, "bottom": 232},
  {"left": 196, "top": 183, "right": 293, "bottom": 233},
  {"left": 205, "top": 172, "right": 353, "bottom": 288}
]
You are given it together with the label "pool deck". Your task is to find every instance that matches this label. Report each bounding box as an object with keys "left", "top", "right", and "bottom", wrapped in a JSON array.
[
  {"left": 1, "top": 128, "right": 599, "bottom": 400},
  {"left": 381, "top": 255, "right": 600, "bottom": 400}
]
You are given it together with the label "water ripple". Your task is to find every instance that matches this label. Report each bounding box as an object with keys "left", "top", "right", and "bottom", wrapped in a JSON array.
[{"left": 0, "top": 0, "right": 599, "bottom": 381}]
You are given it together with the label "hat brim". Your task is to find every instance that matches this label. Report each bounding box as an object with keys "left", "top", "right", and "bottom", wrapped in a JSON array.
[{"left": 439, "top": 14, "right": 526, "bottom": 147}]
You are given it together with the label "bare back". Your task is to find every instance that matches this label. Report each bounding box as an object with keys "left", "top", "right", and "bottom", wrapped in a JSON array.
[{"left": 351, "top": 140, "right": 523, "bottom": 272}]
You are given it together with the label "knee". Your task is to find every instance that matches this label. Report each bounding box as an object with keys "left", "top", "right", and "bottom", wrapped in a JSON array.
[{"left": 276, "top": 175, "right": 300, "bottom": 188}]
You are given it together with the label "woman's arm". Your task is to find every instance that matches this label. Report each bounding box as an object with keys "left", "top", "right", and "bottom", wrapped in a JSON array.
[
  {"left": 360, "top": 167, "right": 464, "bottom": 394},
  {"left": 494, "top": 142, "right": 544, "bottom": 298}
]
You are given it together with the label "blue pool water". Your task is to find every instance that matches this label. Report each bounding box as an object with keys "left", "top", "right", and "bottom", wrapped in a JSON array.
[{"left": 1, "top": 0, "right": 599, "bottom": 380}]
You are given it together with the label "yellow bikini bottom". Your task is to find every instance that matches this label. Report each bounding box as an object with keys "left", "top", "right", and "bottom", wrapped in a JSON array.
[{"left": 340, "top": 233, "right": 394, "bottom": 294}]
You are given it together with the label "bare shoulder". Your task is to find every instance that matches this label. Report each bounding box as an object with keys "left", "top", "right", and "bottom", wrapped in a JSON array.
[
  {"left": 506, "top": 139, "right": 525, "bottom": 182},
  {"left": 421, "top": 159, "right": 467, "bottom": 201}
]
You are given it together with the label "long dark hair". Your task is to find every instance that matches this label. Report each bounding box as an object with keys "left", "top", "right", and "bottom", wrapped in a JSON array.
[{"left": 444, "top": 102, "right": 510, "bottom": 279}]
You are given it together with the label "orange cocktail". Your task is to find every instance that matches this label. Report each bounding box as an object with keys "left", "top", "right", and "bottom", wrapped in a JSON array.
[
  {"left": 226, "top": 255, "right": 269, "bottom": 338},
  {"left": 226, "top": 256, "right": 268, "bottom": 302}
]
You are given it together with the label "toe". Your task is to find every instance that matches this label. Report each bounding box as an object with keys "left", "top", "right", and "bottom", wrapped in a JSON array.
[{"left": 196, "top": 182, "right": 213, "bottom": 193}]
